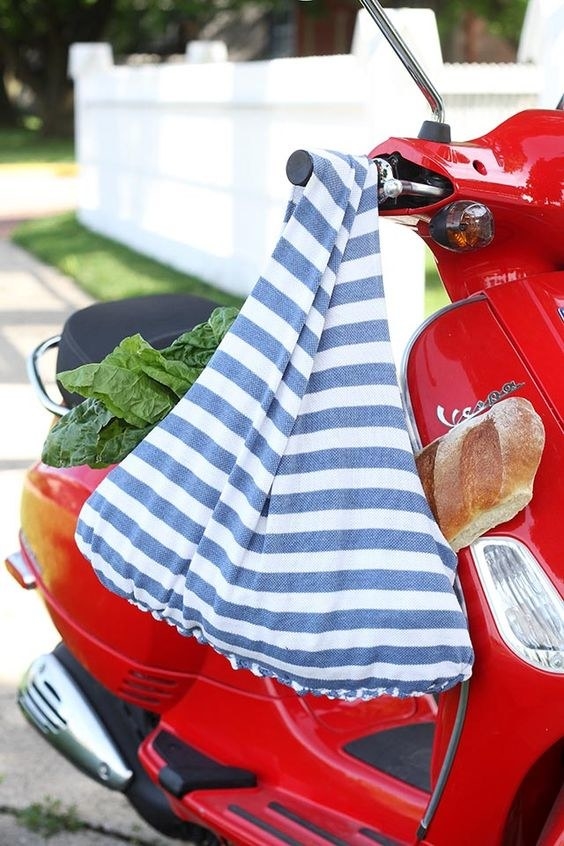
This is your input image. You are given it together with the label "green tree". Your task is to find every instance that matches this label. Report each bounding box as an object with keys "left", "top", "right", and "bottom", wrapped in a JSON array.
[
  {"left": 382, "top": 0, "right": 528, "bottom": 61},
  {"left": 0, "top": 0, "right": 278, "bottom": 136},
  {"left": 0, "top": 0, "right": 116, "bottom": 135},
  {"left": 0, "top": 0, "right": 529, "bottom": 136}
]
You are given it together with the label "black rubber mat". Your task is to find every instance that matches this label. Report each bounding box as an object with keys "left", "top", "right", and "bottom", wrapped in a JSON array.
[{"left": 344, "top": 722, "right": 434, "bottom": 792}]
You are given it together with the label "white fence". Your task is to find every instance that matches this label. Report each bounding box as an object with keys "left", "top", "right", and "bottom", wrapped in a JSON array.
[
  {"left": 69, "top": 9, "right": 542, "bottom": 361},
  {"left": 442, "top": 63, "right": 539, "bottom": 139}
]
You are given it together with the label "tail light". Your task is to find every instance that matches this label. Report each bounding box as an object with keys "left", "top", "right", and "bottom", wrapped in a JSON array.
[{"left": 472, "top": 538, "right": 564, "bottom": 673}]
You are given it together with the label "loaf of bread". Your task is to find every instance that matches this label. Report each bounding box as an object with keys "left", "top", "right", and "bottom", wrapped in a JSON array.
[{"left": 415, "top": 397, "right": 545, "bottom": 552}]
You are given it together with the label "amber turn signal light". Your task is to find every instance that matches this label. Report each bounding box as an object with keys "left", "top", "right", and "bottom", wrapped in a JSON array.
[{"left": 429, "top": 201, "right": 494, "bottom": 251}]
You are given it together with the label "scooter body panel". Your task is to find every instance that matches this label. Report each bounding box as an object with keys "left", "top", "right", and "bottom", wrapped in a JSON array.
[
  {"left": 19, "top": 463, "right": 207, "bottom": 710},
  {"left": 20, "top": 463, "right": 432, "bottom": 712},
  {"left": 402, "top": 286, "right": 563, "bottom": 844},
  {"left": 404, "top": 282, "right": 563, "bottom": 595},
  {"left": 371, "top": 110, "right": 564, "bottom": 310}
]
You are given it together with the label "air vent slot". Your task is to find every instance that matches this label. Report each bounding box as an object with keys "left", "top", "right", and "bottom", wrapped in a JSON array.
[{"left": 118, "top": 670, "right": 181, "bottom": 707}]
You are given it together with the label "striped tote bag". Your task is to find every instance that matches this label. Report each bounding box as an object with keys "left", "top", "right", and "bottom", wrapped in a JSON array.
[{"left": 75, "top": 150, "right": 473, "bottom": 700}]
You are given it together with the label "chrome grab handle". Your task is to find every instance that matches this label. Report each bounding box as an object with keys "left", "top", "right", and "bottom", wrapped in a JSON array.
[{"left": 26, "top": 335, "right": 68, "bottom": 417}]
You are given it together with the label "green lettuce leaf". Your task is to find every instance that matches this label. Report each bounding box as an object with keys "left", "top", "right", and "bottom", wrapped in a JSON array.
[
  {"left": 59, "top": 334, "right": 186, "bottom": 427},
  {"left": 42, "top": 305, "right": 239, "bottom": 468}
]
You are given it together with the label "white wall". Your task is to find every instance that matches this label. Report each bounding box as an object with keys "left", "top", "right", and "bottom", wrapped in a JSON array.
[{"left": 69, "top": 9, "right": 541, "bottom": 364}]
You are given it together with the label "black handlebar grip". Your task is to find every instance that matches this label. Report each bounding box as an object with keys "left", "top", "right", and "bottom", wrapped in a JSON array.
[{"left": 286, "top": 150, "right": 314, "bottom": 186}]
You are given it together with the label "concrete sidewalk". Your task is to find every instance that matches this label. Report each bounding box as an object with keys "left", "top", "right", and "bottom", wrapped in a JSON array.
[{"left": 0, "top": 171, "right": 185, "bottom": 844}]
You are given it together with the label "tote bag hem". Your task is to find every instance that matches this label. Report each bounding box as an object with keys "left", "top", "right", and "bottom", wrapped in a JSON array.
[{"left": 127, "top": 597, "right": 473, "bottom": 701}]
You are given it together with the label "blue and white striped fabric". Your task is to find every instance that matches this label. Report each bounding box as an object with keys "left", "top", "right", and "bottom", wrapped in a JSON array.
[{"left": 76, "top": 150, "right": 473, "bottom": 700}]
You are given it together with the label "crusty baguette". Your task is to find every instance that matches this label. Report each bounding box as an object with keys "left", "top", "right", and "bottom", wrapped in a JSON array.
[{"left": 415, "top": 397, "right": 545, "bottom": 552}]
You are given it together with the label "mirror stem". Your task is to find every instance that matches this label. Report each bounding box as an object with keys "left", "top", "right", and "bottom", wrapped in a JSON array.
[{"left": 356, "top": 0, "right": 446, "bottom": 124}]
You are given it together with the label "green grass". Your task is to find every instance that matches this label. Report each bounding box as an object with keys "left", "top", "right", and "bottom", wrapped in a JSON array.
[
  {"left": 12, "top": 213, "right": 244, "bottom": 306},
  {"left": 4, "top": 795, "right": 170, "bottom": 843},
  {"left": 0, "top": 124, "right": 74, "bottom": 166},
  {"left": 12, "top": 210, "right": 445, "bottom": 313},
  {"left": 424, "top": 248, "right": 448, "bottom": 316},
  {"left": 14, "top": 797, "right": 84, "bottom": 837}
]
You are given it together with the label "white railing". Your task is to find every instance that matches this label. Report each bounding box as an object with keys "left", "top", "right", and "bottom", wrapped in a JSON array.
[
  {"left": 69, "top": 9, "right": 541, "bottom": 361},
  {"left": 442, "top": 62, "right": 540, "bottom": 140}
]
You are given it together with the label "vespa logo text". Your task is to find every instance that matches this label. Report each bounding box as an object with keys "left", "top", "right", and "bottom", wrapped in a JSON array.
[{"left": 437, "top": 380, "right": 525, "bottom": 429}]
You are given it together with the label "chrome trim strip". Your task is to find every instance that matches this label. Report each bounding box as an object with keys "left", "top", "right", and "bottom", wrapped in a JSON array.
[
  {"left": 399, "top": 296, "right": 487, "bottom": 452},
  {"left": 417, "top": 679, "right": 470, "bottom": 840},
  {"left": 26, "top": 335, "right": 68, "bottom": 417}
]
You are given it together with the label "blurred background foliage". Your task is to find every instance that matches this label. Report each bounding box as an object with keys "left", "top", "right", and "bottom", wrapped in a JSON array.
[{"left": 0, "top": 0, "right": 528, "bottom": 137}]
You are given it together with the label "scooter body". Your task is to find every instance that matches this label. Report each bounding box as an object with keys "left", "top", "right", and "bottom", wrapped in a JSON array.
[
  {"left": 6, "top": 12, "right": 564, "bottom": 846},
  {"left": 369, "top": 109, "right": 564, "bottom": 845}
]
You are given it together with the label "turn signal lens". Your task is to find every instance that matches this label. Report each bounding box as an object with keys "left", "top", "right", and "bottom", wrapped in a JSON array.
[
  {"left": 429, "top": 201, "right": 494, "bottom": 251},
  {"left": 472, "top": 538, "right": 564, "bottom": 673}
]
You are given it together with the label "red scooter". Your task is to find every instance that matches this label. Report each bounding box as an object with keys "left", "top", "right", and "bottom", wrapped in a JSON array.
[{"left": 6, "top": 2, "right": 564, "bottom": 844}]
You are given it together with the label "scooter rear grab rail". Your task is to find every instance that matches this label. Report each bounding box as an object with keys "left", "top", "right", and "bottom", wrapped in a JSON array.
[{"left": 27, "top": 335, "right": 67, "bottom": 417}]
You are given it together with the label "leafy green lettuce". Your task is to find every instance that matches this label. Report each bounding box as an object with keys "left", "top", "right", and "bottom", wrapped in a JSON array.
[{"left": 42, "top": 306, "right": 238, "bottom": 469}]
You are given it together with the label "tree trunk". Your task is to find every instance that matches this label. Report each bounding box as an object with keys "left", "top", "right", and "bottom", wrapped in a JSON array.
[
  {"left": 38, "top": 83, "right": 74, "bottom": 138},
  {"left": 36, "top": 41, "right": 74, "bottom": 137},
  {"left": 462, "top": 9, "right": 482, "bottom": 63},
  {"left": 0, "top": 62, "right": 18, "bottom": 126}
]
